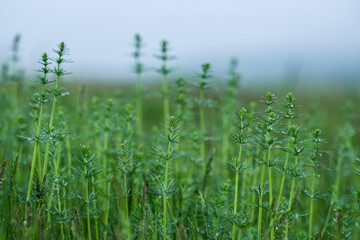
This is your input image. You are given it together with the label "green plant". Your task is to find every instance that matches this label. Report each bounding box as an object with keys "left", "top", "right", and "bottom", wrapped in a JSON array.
[
  {"left": 228, "top": 107, "right": 248, "bottom": 240},
  {"left": 156, "top": 40, "right": 174, "bottom": 128},
  {"left": 42, "top": 42, "right": 70, "bottom": 181},
  {"left": 73, "top": 144, "right": 102, "bottom": 240},
  {"left": 197, "top": 63, "right": 211, "bottom": 175},
  {"left": 133, "top": 34, "right": 145, "bottom": 137},
  {"left": 153, "top": 116, "right": 180, "bottom": 239}
]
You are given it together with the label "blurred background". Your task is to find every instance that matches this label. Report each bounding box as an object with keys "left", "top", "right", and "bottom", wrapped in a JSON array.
[{"left": 1, "top": 0, "right": 360, "bottom": 88}]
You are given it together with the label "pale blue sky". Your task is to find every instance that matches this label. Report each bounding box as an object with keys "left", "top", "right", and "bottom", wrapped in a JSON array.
[{"left": 1, "top": 0, "right": 359, "bottom": 83}]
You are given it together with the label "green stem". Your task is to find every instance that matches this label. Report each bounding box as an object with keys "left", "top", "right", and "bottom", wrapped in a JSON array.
[
  {"left": 25, "top": 83, "right": 45, "bottom": 220},
  {"left": 42, "top": 73, "right": 61, "bottom": 180},
  {"left": 277, "top": 120, "right": 291, "bottom": 208},
  {"left": 309, "top": 168, "right": 316, "bottom": 238},
  {"left": 62, "top": 176, "right": 70, "bottom": 238},
  {"left": 258, "top": 150, "right": 267, "bottom": 239},
  {"left": 267, "top": 148, "right": 273, "bottom": 206},
  {"left": 163, "top": 74, "right": 169, "bottom": 127},
  {"left": 251, "top": 148, "right": 260, "bottom": 224},
  {"left": 124, "top": 174, "right": 131, "bottom": 237},
  {"left": 85, "top": 164, "right": 92, "bottom": 240},
  {"left": 285, "top": 155, "right": 298, "bottom": 238},
  {"left": 285, "top": 176, "right": 296, "bottom": 237},
  {"left": 163, "top": 139, "right": 172, "bottom": 240},
  {"left": 232, "top": 144, "right": 243, "bottom": 240},
  {"left": 136, "top": 72, "right": 142, "bottom": 137},
  {"left": 163, "top": 160, "right": 169, "bottom": 240},
  {"left": 223, "top": 114, "right": 229, "bottom": 164},
  {"left": 54, "top": 145, "right": 65, "bottom": 240},
  {"left": 199, "top": 87, "right": 205, "bottom": 174},
  {"left": 103, "top": 128, "right": 111, "bottom": 240}
]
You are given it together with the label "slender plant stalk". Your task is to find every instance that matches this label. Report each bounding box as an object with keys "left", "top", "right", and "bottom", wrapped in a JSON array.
[
  {"left": 42, "top": 42, "right": 68, "bottom": 181},
  {"left": 258, "top": 150, "right": 267, "bottom": 239},
  {"left": 136, "top": 72, "right": 142, "bottom": 136},
  {"left": 134, "top": 34, "right": 143, "bottom": 137},
  {"left": 124, "top": 173, "right": 131, "bottom": 237},
  {"left": 42, "top": 81, "right": 59, "bottom": 179},
  {"left": 267, "top": 147, "right": 273, "bottom": 205},
  {"left": 250, "top": 148, "right": 260, "bottom": 224},
  {"left": 232, "top": 144, "right": 243, "bottom": 240},
  {"left": 103, "top": 122, "right": 110, "bottom": 240},
  {"left": 163, "top": 72, "right": 169, "bottom": 127},
  {"left": 285, "top": 154, "right": 298, "bottom": 237},
  {"left": 223, "top": 114, "right": 229, "bottom": 163},
  {"left": 309, "top": 170, "right": 316, "bottom": 237},
  {"left": 163, "top": 132, "right": 172, "bottom": 240},
  {"left": 198, "top": 63, "right": 211, "bottom": 174},
  {"left": 276, "top": 119, "right": 291, "bottom": 208},
  {"left": 54, "top": 144, "right": 65, "bottom": 240},
  {"left": 199, "top": 86, "right": 205, "bottom": 173},
  {"left": 85, "top": 162, "right": 92, "bottom": 240},
  {"left": 91, "top": 169, "right": 99, "bottom": 240},
  {"left": 25, "top": 53, "right": 49, "bottom": 220}
]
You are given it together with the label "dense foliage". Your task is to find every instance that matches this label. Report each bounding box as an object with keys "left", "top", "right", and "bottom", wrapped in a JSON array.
[{"left": 0, "top": 35, "right": 359, "bottom": 239}]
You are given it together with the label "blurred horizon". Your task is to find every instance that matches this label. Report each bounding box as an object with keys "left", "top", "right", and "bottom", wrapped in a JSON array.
[{"left": 1, "top": 0, "right": 360, "bottom": 85}]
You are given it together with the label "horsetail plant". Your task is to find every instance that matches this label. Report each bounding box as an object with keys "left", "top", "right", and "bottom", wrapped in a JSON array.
[
  {"left": 254, "top": 92, "right": 278, "bottom": 239},
  {"left": 175, "top": 76, "right": 185, "bottom": 120},
  {"left": 271, "top": 92, "right": 296, "bottom": 239},
  {"left": 133, "top": 34, "right": 145, "bottom": 137},
  {"left": 156, "top": 40, "right": 174, "bottom": 128},
  {"left": 211, "top": 183, "right": 229, "bottom": 238},
  {"left": 103, "top": 98, "right": 114, "bottom": 240},
  {"left": 223, "top": 58, "right": 240, "bottom": 164},
  {"left": 276, "top": 93, "right": 296, "bottom": 208},
  {"left": 25, "top": 52, "right": 51, "bottom": 222},
  {"left": 284, "top": 125, "right": 306, "bottom": 238},
  {"left": 153, "top": 116, "right": 180, "bottom": 240},
  {"left": 73, "top": 144, "right": 102, "bottom": 240},
  {"left": 10, "top": 34, "right": 21, "bottom": 110},
  {"left": 308, "top": 129, "right": 322, "bottom": 238},
  {"left": 2, "top": 34, "right": 360, "bottom": 239},
  {"left": 228, "top": 107, "right": 248, "bottom": 240},
  {"left": 115, "top": 141, "right": 134, "bottom": 238},
  {"left": 197, "top": 63, "right": 211, "bottom": 175},
  {"left": 42, "top": 42, "right": 70, "bottom": 181}
]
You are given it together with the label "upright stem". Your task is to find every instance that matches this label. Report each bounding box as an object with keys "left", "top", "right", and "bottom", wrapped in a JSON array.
[
  {"left": 251, "top": 148, "right": 260, "bottom": 224},
  {"left": 163, "top": 137, "right": 172, "bottom": 240},
  {"left": 42, "top": 72, "right": 61, "bottom": 180},
  {"left": 285, "top": 154, "right": 298, "bottom": 238},
  {"left": 163, "top": 160, "right": 169, "bottom": 240},
  {"left": 309, "top": 169, "right": 316, "bottom": 238},
  {"left": 223, "top": 114, "right": 229, "bottom": 164},
  {"left": 85, "top": 164, "right": 91, "bottom": 240},
  {"left": 124, "top": 174, "right": 131, "bottom": 237},
  {"left": 136, "top": 72, "right": 142, "bottom": 137},
  {"left": 163, "top": 74, "right": 169, "bottom": 128},
  {"left": 25, "top": 84, "right": 45, "bottom": 219},
  {"left": 267, "top": 148, "right": 273, "bottom": 206},
  {"left": 54, "top": 144, "right": 65, "bottom": 240},
  {"left": 199, "top": 87, "right": 205, "bottom": 174},
  {"left": 232, "top": 144, "right": 243, "bottom": 240},
  {"left": 277, "top": 119, "right": 291, "bottom": 208},
  {"left": 103, "top": 127, "right": 111, "bottom": 240},
  {"left": 258, "top": 150, "right": 267, "bottom": 239},
  {"left": 62, "top": 176, "right": 70, "bottom": 238}
]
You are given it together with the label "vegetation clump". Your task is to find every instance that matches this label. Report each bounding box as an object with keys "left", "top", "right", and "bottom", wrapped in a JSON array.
[{"left": 0, "top": 34, "right": 359, "bottom": 239}]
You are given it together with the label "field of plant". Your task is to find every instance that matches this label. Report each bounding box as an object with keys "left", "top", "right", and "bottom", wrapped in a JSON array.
[{"left": 0, "top": 35, "right": 359, "bottom": 239}]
